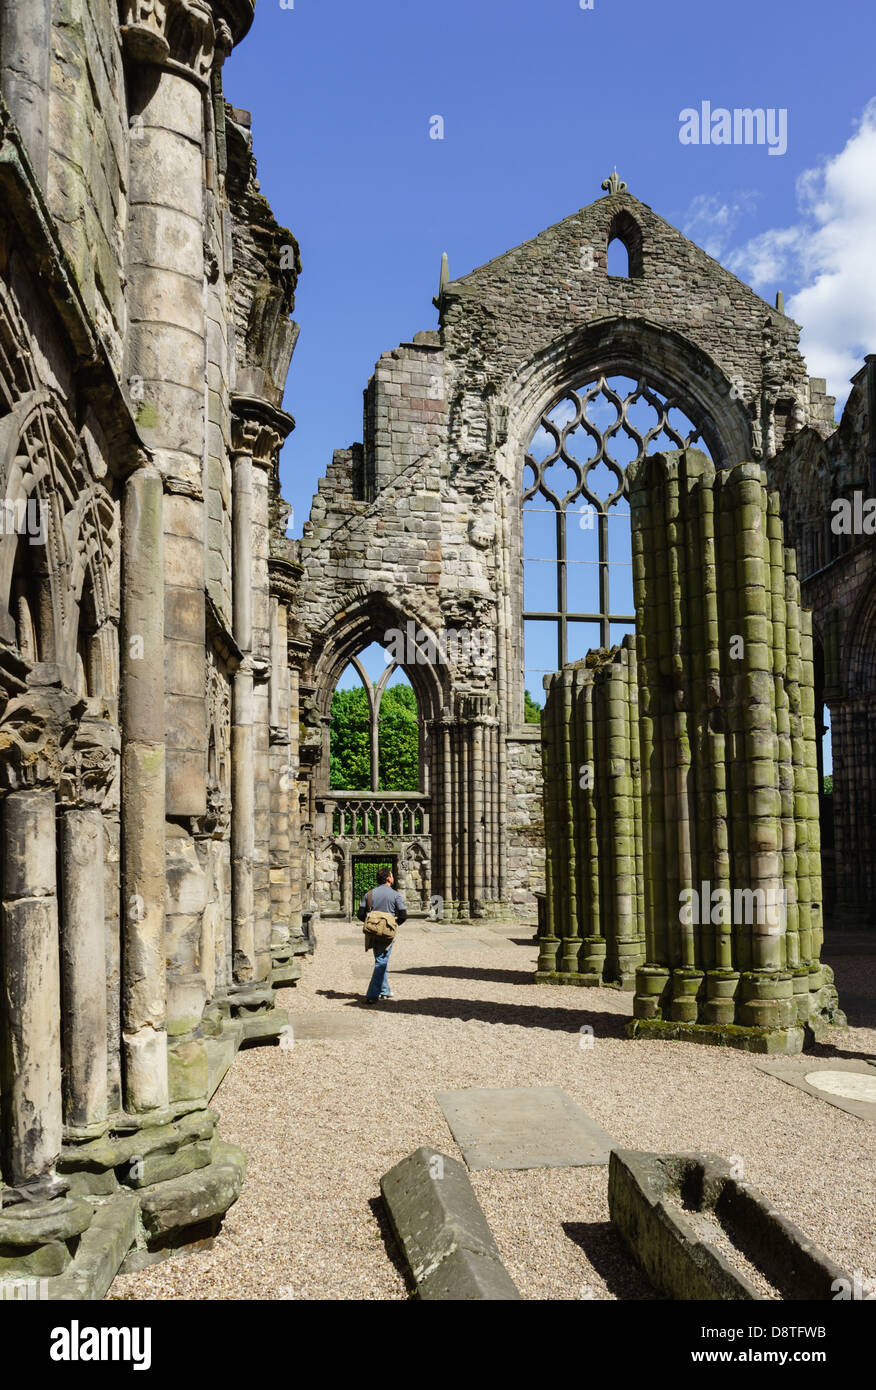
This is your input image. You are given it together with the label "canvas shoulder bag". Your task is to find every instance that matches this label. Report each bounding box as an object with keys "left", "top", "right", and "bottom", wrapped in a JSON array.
[{"left": 362, "top": 888, "right": 397, "bottom": 941}]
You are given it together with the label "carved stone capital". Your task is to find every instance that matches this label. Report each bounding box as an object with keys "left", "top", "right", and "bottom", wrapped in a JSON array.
[
  {"left": 230, "top": 395, "right": 294, "bottom": 466},
  {"left": 454, "top": 689, "right": 499, "bottom": 725},
  {"left": 268, "top": 555, "right": 302, "bottom": 607},
  {"left": 230, "top": 415, "right": 281, "bottom": 464},
  {"left": 0, "top": 688, "right": 82, "bottom": 792},
  {"left": 58, "top": 717, "right": 121, "bottom": 812},
  {"left": 119, "top": 0, "right": 216, "bottom": 81}
]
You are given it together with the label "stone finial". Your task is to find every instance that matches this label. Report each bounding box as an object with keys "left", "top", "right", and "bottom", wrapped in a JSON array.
[
  {"left": 601, "top": 169, "right": 628, "bottom": 196},
  {"left": 775, "top": 290, "right": 785, "bottom": 314}
]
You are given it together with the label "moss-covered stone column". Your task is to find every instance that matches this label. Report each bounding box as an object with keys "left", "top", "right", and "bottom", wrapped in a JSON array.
[
  {"left": 627, "top": 450, "right": 844, "bottom": 1052},
  {"left": 538, "top": 639, "right": 645, "bottom": 987}
]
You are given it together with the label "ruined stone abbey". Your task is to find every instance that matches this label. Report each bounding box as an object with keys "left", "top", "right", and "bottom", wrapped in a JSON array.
[{"left": 0, "top": 0, "right": 872, "bottom": 1295}]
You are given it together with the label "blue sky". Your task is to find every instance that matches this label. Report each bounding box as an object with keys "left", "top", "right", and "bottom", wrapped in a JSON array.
[{"left": 225, "top": 0, "right": 876, "bottom": 539}]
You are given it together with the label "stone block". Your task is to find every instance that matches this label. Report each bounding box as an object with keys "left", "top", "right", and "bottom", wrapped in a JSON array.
[
  {"left": 418, "top": 1248, "right": 521, "bottom": 1301},
  {"left": 165, "top": 638, "right": 205, "bottom": 699},
  {"left": 137, "top": 1141, "right": 245, "bottom": 1241},
  {"left": 380, "top": 1146, "right": 520, "bottom": 1299}
]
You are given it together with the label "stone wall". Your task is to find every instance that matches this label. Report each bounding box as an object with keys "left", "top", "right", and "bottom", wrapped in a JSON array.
[
  {"left": 48, "top": 0, "right": 128, "bottom": 368},
  {"left": 0, "top": 0, "right": 309, "bottom": 1297},
  {"left": 293, "top": 181, "right": 821, "bottom": 923},
  {"left": 771, "top": 357, "right": 876, "bottom": 924}
]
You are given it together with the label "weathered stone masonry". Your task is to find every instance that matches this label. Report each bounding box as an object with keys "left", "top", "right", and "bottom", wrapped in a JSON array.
[
  {"left": 293, "top": 179, "right": 839, "bottom": 925},
  {"left": 0, "top": 0, "right": 307, "bottom": 1294},
  {"left": 1, "top": 0, "right": 874, "bottom": 1295}
]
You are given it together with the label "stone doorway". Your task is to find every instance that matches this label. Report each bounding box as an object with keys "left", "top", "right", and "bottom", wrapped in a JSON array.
[{"left": 351, "top": 854, "right": 397, "bottom": 914}]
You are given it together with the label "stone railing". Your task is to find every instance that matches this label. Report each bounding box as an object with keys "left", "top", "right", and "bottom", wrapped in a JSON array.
[{"left": 322, "top": 791, "right": 430, "bottom": 838}]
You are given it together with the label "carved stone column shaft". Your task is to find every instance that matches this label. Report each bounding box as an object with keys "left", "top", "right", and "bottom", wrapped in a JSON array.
[
  {"left": 121, "top": 467, "right": 168, "bottom": 1111},
  {"left": 0, "top": 788, "right": 62, "bottom": 1184},
  {"left": 59, "top": 808, "right": 108, "bottom": 1129}
]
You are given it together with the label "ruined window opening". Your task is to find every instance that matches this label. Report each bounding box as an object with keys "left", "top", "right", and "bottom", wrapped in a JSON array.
[
  {"left": 606, "top": 211, "right": 644, "bottom": 278},
  {"left": 523, "top": 373, "right": 708, "bottom": 707},
  {"left": 606, "top": 237, "right": 630, "bottom": 278},
  {"left": 329, "top": 642, "right": 420, "bottom": 792}
]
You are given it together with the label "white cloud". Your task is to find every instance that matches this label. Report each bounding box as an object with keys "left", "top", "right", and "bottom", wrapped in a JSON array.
[
  {"left": 682, "top": 191, "right": 761, "bottom": 260},
  {"left": 726, "top": 100, "right": 876, "bottom": 403}
]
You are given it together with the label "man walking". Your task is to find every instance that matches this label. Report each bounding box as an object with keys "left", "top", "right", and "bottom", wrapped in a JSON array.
[{"left": 357, "top": 866, "right": 406, "bottom": 1002}]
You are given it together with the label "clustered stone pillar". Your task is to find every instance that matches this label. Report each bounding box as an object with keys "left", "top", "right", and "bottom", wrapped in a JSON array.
[
  {"left": 229, "top": 405, "right": 291, "bottom": 987},
  {"left": 434, "top": 692, "right": 503, "bottom": 919},
  {"left": 123, "top": 1, "right": 216, "bottom": 1096},
  {"left": 286, "top": 645, "right": 308, "bottom": 944},
  {"left": 268, "top": 561, "right": 304, "bottom": 973},
  {"left": 537, "top": 638, "right": 645, "bottom": 987},
  {"left": 250, "top": 447, "right": 273, "bottom": 983},
  {"left": 0, "top": 785, "right": 63, "bottom": 1187},
  {"left": 628, "top": 450, "right": 843, "bottom": 1050}
]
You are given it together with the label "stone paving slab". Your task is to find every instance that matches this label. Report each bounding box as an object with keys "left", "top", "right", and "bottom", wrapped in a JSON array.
[
  {"left": 435, "top": 1085, "right": 615, "bottom": 1170},
  {"left": 755, "top": 1057, "right": 876, "bottom": 1122}
]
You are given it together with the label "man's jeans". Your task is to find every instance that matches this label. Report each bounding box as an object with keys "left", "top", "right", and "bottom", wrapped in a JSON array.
[{"left": 366, "top": 942, "right": 393, "bottom": 1000}]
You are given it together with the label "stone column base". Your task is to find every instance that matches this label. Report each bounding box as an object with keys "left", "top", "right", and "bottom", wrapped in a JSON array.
[
  {"left": 626, "top": 1017, "right": 806, "bottom": 1054},
  {"left": 0, "top": 1109, "right": 245, "bottom": 1297}
]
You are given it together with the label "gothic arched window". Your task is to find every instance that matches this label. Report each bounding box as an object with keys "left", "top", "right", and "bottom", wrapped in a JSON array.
[
  {"left": 523, "top": 374, "right": 709, "bottom": 706},
  {"left": 330, "top": 642, "right": 420, "bottom": 792}
]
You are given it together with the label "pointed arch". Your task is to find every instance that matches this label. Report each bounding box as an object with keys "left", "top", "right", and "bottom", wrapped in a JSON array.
[{"left": 606, "top": 209, "right": 644, "bottom": 278}]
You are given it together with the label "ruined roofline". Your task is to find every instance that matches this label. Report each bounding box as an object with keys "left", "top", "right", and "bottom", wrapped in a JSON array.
[{"left": 443, "top": 187, "right": 796, "bottom": 330}]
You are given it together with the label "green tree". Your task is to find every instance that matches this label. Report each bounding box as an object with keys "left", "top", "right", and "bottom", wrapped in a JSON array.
[
  {"left": 524, "top": 689, "right": 542, "bottom": 724},
  {"left": 329, "top": 681, "right": 420, "bottom": 791},
  {"left": 329, "top": 686, "right": 371, "bottom": 789},
  {"left": 378, "top": 684, "right": 419, "bottom": 790}
]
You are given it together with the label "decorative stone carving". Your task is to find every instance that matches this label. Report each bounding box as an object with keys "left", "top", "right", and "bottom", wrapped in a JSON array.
[
  {"left": 231, "top": 399, "right": 294, "bottom": 471},
  {"left": 118, "top": 0, "right": 216, "bottom": 78},
  {"left": 201, "top": 648, "right": 231, "bottom": 836},
  {"left": 0, "top": 687, "right": 81, "bottom": 791},
  {"left": 58, "top": 714, "right": 121, "bottom": 811},
  {"left": 601, "top": 169, "right": 628, "bottom": 195}
]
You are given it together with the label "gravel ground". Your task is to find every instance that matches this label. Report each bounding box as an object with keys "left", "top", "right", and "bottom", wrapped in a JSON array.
[{"left": 109, "top": 921, "right": 876, "bottom": 1301}]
